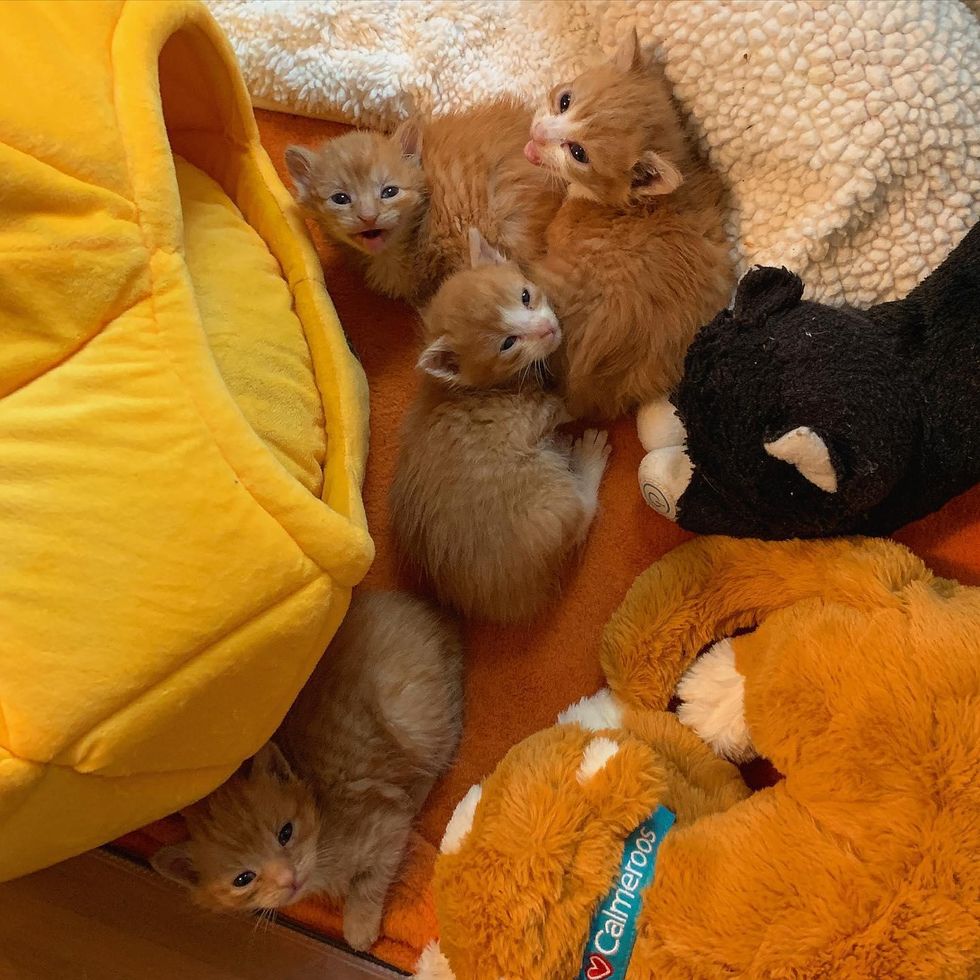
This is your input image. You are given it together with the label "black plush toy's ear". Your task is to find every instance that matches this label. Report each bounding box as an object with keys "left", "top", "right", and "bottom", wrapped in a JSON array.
[
  {"left": 732, "top": 267, "right": 804, "bottom": 325},
  {"left": 764, "top": 426, "right": 839, "bottom": 493}
]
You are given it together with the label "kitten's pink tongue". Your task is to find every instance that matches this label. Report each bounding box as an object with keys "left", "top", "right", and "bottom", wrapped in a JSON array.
[
  {"left": 524, "top": 140, "right": 543, "bottom": 166},
  {"left": 358, "top": 230, "right": 388, "bottom": 254}
]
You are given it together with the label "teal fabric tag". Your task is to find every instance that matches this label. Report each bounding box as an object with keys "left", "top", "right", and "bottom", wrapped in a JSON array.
[{"left": 575, "top": 804, "right": 675, "bottom": 980}]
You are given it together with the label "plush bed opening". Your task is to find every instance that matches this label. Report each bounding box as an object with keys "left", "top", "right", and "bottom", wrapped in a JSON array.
[{"left": 156, "top": 28, "right": 327, "bottom": 497}]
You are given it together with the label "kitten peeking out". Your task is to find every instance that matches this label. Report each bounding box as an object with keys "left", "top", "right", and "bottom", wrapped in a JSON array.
[
  {"left": 151, "top": 591, "right": 463, "bottom": 953},
  {"left": 286, "top": 129, "right": 425, "bottom": 261},
  {"left": 391, "top": 229, "right": 610, "bottom": 623},
  {"left": 285, "top": 101, "right": 562, "bottom": 308},
  {"left": 524, "top": 29, "right": 735, "bottom": 419}
]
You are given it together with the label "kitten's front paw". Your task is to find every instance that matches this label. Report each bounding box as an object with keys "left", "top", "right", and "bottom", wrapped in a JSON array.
[
  {"left": 343, "top": 905, "right": 383, "bottom": 952},
  {"left": 676, "top": 639, "right": 757, "bottom": 763},
  {"left": 573, "top": 429, "right": 612, "bottom": 479}
]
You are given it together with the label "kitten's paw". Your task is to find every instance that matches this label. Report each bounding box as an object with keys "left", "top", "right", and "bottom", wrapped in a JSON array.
[
  {"left": 573, "top": 429, "right": 612, "bottom": 473},
  {"left": 676, "top": 639, "right": 757, "bottom": 763},
  {"left": 343, "top": 905, "right": 383, "bottom": 952}
]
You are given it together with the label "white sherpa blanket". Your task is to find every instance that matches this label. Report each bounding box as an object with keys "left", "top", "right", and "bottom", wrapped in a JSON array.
[{"left": 208, "top": 0, "right": 980, "bottom": 305}]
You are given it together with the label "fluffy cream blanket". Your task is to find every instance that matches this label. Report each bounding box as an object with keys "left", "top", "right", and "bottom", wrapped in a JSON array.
[{"left": 209, "top": 0, "right": 980, "bottom": 304}]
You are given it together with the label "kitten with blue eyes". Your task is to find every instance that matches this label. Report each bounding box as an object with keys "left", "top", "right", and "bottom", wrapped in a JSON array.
[
  {"left": 522, "top": 30, "right": 735, "bottom": 420},
  {"left": 285, "top": 100, "right": 562, "bottom": 308},
  {"left": 390, "top": 229, "right": 610, "bottom": 623},
  {"left": 151, "top": 591, "right": 463, "bottom": 952}
]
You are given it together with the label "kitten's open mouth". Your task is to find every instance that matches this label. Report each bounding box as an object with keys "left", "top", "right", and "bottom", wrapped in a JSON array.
[{"left": 354, "top": 228, "right": 389, "bottom": 254}]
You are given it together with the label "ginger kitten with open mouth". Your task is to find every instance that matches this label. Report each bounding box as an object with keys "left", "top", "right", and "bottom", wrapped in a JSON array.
[
  {"left": 286, "top": 101, "right": 562, "bottom": 308},
  {"left": 286, "top": 129, "right": 424, "bottom": 259}
]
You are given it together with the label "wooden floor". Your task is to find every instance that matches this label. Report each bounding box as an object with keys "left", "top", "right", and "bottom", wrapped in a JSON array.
[{"left": 0, "top": 850, "right": 402, "bottom": 980}]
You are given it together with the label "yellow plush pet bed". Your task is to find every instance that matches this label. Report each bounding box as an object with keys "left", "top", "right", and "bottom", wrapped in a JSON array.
[{"left": 0, "top": 0, "right": 373, "bottom": 880}]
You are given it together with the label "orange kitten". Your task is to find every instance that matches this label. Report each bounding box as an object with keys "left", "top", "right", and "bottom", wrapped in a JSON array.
[
  {"left": 390, "top": 230, "right": 610, "bottom": 622},
  {"left": 286, "top": 129, "right": 426, "bottom": 263},
  {"left": 151, "top": 591, "right": 463, "bottom": 952},
  {"left": 525, "top": 30, "right": 735, "bottom": 420},
  {"left": 286, "top": 100, "right": 562, "bottom": 307}
]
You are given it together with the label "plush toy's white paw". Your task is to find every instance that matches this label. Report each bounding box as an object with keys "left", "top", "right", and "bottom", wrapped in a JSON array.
[
  {"left": 676, "top": 639, "right": 757, "bottom": 762},
  {"left": 557, "top": 688, "right": 624, "bottom": 731},
  {"left": 576, "top": 736, "right": 621, "bottom": 784},
  {"left": 416, "top": 942, "right": 457, "bottom": 980},
  {"left": 440, "top": 784, "right": 482, "bottom": 855},
  {"left": 637, "top": 399, "right": 686, "bottom": 452},
  {"left": 638, "top": 447, "right": 692, "bottom": 520}
]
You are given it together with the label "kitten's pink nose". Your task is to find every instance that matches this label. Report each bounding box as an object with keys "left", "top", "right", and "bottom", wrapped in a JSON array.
[
  {"left": 524, "top": 140, "right": 543, "bottom": 166},
  {"left": 532, "top": 320, "right": 558, "bottom": 339},
  {"left": 268, "top": 865, "right": 296, "bottom": 890},
  {"left": 357, "top": 212, "right": 377, "bottom": 225}
]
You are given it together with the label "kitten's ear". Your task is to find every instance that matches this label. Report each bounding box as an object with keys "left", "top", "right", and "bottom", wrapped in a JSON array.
[
  {"left": 611, "top": 27, "right": 643, "bottom": 73},
  {"left": 467, "top": 227, "right": 507, "bottom": 269},
  {"left": 151, "top": 844, "right": 199, "bottom": 888},
  {"left": 732, "top": 267, "right": 805, "bottom": 325},
  {"left": 284, "top": 145, "right": 317, "bottom": 202},
  {"left": 631, "top": 150, "right": 683, "bottom": 197},
  {"left": 395, "top": 117, "right": 423, "bottom": 161},
  {"left": 251, "top": 742, "right": 296, "bottom": 784},
  {"left": 418, "top": 338, "right": 461, "bottom": 384}
]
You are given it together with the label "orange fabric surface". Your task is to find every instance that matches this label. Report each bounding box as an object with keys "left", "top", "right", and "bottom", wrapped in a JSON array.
[{"left": 118, "top": 109, "right": 980, "bottom": 974}]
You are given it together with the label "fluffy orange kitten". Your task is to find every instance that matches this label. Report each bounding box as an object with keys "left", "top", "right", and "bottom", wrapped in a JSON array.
[
  {"left": 286, "top": 101, "right": 562, "bottom": 307},
  {"left": 151, "top": 591, "right": 463, "bottom": 952},
  {"left": 390, "top": 230, "right": 610, "bottom": 623},
  {"left": 524, "top": 30, "right": 734, "bottom": 420}
]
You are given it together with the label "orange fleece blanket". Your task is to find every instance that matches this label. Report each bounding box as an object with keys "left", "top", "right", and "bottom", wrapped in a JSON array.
[{"left": 117, "top": 109, "right": 980, "bottom": 974}]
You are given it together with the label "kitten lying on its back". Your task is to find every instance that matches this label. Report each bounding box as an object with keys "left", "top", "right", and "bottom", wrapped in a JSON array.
[
  {"left": 525, "top": 30, "right": 735, "bottom": 420},
  {"left": 286, "top": 100, "right": 562, "bottom": 308},
  {"left": 151, "top": 591, "right": 463, "bottom": 952},
  {"left": 390, "top": 230, "right": 610, "bottom": 623}
]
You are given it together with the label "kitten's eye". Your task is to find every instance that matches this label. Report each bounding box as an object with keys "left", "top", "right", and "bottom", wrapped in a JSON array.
[
  {"left": 521, "top": 288, "right": 531, "bottom": 308},
  {"left": 232, "top": 870, "right": 256, "bottom": 888},
  {"left": 330, "top": 192, "right": 351, "bottom": 205},
  {"left": 380, "top": 185, "right": 400, "bottom": 199},
  {"left": 558, "top": 91, "right": 571, "bottom": 113},
  {"left": 567, "top": 143, "right": 589, "bottom": 165},
  {"left": 500, "top": 336, "right": 519, "bottom": 352},
  {"left": 277, "top": 822, "right": 293, "bottom": 846}
]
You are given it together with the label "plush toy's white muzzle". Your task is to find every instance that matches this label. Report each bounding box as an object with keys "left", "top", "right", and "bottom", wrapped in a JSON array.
[
  {"left": 636, "top": 400, "right": 692, "bottom": 520},
  {"left": 637, "top": 399, "right": 687, "bottom": 452},
  {"left": 638, "top": 448, "right": 693, "bottom": 520}
]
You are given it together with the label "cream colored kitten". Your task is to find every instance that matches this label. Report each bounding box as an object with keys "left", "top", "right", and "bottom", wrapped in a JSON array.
[
  {"left": 390, "top": 230, "right": 610, "bottom": 623},
  {"left": 286, "top": 101, "right": 561, "bottom": 307},
  {"left": 151, "top": 591, "right": 463, "bottom": 952}
]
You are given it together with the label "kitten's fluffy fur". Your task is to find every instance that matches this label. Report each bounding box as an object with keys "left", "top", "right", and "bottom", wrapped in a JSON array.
[
  {"left": 151, "top": 591, "right": 463, "bottom": 952},
  {"left": 526, "top": 31, "right": 735, "bottom": 420},
  {"left": 286, "top": 101, "right": 561, "bottom": 307},
  {"left": 390, "top": 230, "right": 609, "bottom": 622}
]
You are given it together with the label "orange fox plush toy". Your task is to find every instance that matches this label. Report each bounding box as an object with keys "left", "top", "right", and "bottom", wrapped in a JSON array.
[{"left": 417, "top": 537, "right": 980, "bottom": 979}]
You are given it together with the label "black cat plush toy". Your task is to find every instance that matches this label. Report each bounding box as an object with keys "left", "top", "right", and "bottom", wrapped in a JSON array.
[{"left": 638, "top": 220, "right": 980, "bottom": 538}]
